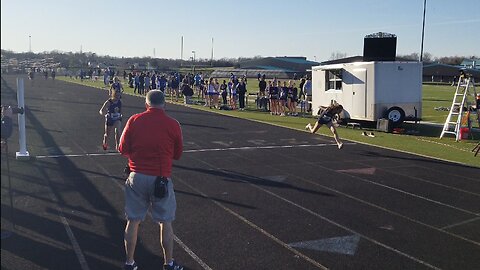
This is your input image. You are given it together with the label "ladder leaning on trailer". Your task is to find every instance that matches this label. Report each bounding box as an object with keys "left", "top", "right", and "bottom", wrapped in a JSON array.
[{"left": 439, "top": 73, "right": 477, "bottom": 141}]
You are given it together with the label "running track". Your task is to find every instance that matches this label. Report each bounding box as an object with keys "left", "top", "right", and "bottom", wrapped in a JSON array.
[{"left": 1, "top": 75, "right": 479, "bottom": 270}]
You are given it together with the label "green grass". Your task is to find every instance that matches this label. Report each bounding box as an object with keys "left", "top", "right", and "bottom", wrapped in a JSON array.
[
  {"left": 58, "top": 76, "right": 480, "bottom": 168},
  {"left": 422, "top": 84, "right": 479, "bottom": 128}
]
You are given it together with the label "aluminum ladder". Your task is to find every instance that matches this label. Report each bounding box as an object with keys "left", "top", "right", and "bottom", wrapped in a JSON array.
[{"left": 440, "top": 75, "right": 476, "bottom": 141}]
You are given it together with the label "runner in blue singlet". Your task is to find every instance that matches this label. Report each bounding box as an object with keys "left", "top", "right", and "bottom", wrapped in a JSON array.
[
  {"left": 305, "top": 103, "right": 344, "bottom": 149},
  {"left": 99, "top": 91, "right": 122, "bottom": 150}
]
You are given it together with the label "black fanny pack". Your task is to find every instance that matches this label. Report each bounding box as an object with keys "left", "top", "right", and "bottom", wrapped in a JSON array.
[{"left": 154, "top": 177, "right": 168, "bottom": 198}]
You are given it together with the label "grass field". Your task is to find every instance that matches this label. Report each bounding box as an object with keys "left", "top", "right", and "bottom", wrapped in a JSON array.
[
  {"left": 58, "top": 76, "right": 480, "bottom": 167},
  {"left": 423, "top": 84, "right": 463, "bottom": 123}
]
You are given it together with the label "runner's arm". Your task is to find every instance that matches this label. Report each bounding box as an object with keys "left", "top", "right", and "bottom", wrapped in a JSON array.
[{"left": 99, "top": 101, "right": 108, "bottom": 115}]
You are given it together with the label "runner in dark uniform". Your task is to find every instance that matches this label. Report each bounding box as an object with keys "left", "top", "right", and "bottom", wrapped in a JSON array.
[
  {"left": 99, "top": 91, "right": 122, "bottom": 150},
  {"left": 109, "top": 76, "right": 124, "bottom": 98},
  {"left": 269, "top": 81, "right": 279, "bottom": 115},
  {"left": 305, "top": 103, "right": 344, "bottom": 149},
  {"left": 287, "top": 81, "right": 298, "bottom": 116}
]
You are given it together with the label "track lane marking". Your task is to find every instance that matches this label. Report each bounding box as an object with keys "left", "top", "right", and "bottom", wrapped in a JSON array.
[
  {"left": 368, "top": 164, "right": 480, "bottom": 197},
  {"left": 190, "top": 156, "right": 442, "bottom": 270},
  {"left": 247, "top": 148, "right": 480, "bottom": 246},
  {"left": 175, "top": 175, "right": 329, "bottom": 270},
  {"left": 441, "top": 217, "right": 480, "bottom": 230},
  {"left": 34, "top": 143, "right": 355, "bottom": 159},
  {"left": 85, "top": 150, "right": 212, "bottom": 269}
]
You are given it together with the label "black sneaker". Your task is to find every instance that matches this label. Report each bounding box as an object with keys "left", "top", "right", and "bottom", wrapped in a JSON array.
[
  {"left": 124, "top": 262, "right": 138, "bottom": 270},
  {"left": 164, "top": 260, "right": 183, "bottom": 270}
]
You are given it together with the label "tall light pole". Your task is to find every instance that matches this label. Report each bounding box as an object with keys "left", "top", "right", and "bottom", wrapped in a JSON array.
[
  {"left": 191, "top": 50, "right": 196, "bottom": 73},
  {"left": 180, "top": 36, "right": 184, "bottom": 67},
  {"left": 211, "top": 37, "right": 214, "bottom": 67},
  {"left": 29, "top": 35, "right": 31, "bottom": 52},
  {"left": 420, "top": 0, "right": 427, "bottom": 62}
]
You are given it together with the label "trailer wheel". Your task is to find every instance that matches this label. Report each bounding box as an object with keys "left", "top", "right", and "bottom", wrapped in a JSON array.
[
  {"left": 385, "top": 107, "right": 405, "bottom": 125},
  {"left": 334, "top": 115, "right": 349, "bottom": 125}
]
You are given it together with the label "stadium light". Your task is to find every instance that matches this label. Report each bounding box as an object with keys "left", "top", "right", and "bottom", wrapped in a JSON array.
[
  {"left": 191, "top": 51, "right": 196, "bottom": 73},
  {"left": 420, "top": 0, "right": 427, "bottom": 62}
]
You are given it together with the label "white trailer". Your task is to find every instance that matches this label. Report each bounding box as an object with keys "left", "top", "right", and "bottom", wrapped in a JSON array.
[{"left": 311, "top": 61, "right": 422, "bottom": 125}]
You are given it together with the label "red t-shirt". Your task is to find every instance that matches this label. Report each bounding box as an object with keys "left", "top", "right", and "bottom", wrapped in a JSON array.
[{"left": 119, "top": 107, "right": 183, "bottom": 177}]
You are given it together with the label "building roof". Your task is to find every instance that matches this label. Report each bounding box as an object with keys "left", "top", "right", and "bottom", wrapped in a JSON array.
[
  {"left": 320, "top": 56, "right": 365, "bottom": 65},
  {"left": 210, "top": 68, "right": 292, "bottom": 79},
  {"left": 320, "top": 55, "right": 417, "bottom": 65},
  {"left": 274, "top": 57, "right": 318, "bottom": 65},
  {"left": 423, "top": 63, "right": 480, "bottom": 79},
  {"left": 460, "top": 59, "right": 480, "bottom": 69},
  {"left": 239, "top": 56, "right": 319, "bottom": 73},
  {"left": 254, "top": 65, "right": 296, "bottom": 72}
]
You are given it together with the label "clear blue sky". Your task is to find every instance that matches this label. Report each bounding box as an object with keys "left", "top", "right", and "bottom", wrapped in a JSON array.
[{"left": 1, "top": 0, "right": 479, "bottom": 61}]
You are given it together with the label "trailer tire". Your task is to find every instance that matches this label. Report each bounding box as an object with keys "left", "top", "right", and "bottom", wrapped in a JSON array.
[
  {"left": 336, "top": 115, "right": 349, "bottom": 125},
  {"left": 385, "top": 107, "right": 405, "bottom": 125}
]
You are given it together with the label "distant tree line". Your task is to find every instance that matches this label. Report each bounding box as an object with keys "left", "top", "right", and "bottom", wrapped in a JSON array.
[
  {"left": 2, "top": 49, "right": 477, "bottom": 70},
  {"left": 396, "top": 52, "right": 478, "bottom": 65},
  {"left": 328, "top": 50, "right": 477, "bottom": 65},
  {"left": 1, "top": 49, "right": 247, "bottom": 71}
]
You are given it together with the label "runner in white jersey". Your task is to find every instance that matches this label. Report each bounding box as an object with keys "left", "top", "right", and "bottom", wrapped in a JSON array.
[
  {"left": 206, "top": 78, "right": 216, "bottom": 108},
  {"left": 230, "top": 80, "right": 238, "bottom": 110}
]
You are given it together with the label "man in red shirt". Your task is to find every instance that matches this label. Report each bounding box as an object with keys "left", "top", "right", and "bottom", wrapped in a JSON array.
[{"left": 119, "top": 90, "right": 184, "bottom": 270}]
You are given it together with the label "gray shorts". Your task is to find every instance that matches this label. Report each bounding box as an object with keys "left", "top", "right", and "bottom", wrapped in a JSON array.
[{"left": 124, "top": 172, "right": 176, "bottom": 223}]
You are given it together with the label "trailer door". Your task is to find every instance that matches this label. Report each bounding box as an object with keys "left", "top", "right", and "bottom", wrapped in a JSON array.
[{"left": 349, "top": 68, "right": 367, "bottom": 118}]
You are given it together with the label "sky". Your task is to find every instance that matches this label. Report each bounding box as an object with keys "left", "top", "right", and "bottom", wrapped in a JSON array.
[{"left": 1, "top": 0, "right": 479, "bottom": 62}]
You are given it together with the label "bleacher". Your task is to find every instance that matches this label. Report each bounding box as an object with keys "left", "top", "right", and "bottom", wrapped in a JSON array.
[{"left": 210, "top": 69, "right": 294, "bottom": 79}]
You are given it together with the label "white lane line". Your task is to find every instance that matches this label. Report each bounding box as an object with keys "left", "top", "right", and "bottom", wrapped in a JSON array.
[
  {"left": 40, "top": 125, "right": 90, "bottom": 270},
  {"left": 191, "top": 157, "right": 442, "bottom": 270},
  {"left": 369, "top": 165, "right": 480, "bottom": 197},
  {"left": 34, "top": 143, "right": 354, "bottom": 159},
  {"left": 35, "top": 152, "right": 121, "bottom": 159},
  {"left": 332, "top": 169, "right": 480, "bottom": 217},
  {"left": 411, "top": 164, "right": 480, "bottom": 183},
  {"left": 441, "top": 217, "right": 480, "bottom": 230},
  {"left": 290, "top": 171, "right": 480, "bottom": 246},
  {"left": 183, "top": 143, "right": 352, "bottom": 153},
  {"left": 284, "top": 146, "right": 479, "bottom": 217},
  {"left": 173, "top": 235, "right": 213, "bottom": 270},
  {"left": 255, "top": 149, "right": 480, "bottom": 245},
  {"left": 85, "top": 149, "right": 211, "bottom": 269},
  {"left": 175, "top": 176, "right": 328, "bottom": 270},
  {"left": 46, "top": 192, "right": 90, "bottom": 270},
  {"left": 252, "top": 176, "right": 444, "bottom": 269}
]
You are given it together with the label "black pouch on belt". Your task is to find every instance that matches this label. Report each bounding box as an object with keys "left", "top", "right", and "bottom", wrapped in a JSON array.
[
  {"left": 154, "top": 176, "right": 168, "bottom": 198},
  {"left": 123, "top": 164, "right": 131, "bottom": 175}
]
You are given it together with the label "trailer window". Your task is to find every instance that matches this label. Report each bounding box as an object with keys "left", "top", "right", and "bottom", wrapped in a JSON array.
[{"left": 326, "top": 69, "right": 343, "bottom": 91}]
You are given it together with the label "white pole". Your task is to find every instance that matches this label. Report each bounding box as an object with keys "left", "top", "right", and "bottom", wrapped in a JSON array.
[
  {"left": 211, "top": 37, "right": 214, "bottom": 66},
  {"left": 181, "top": 36, "right": 184, "bottom": 61},
  {"left": 16, "top": 78, "right": 30, "bottom": 160}
]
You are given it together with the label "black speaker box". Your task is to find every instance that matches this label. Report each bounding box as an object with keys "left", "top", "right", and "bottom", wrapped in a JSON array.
[{"left": 363, "top": 36, "right": 397, "bottom": 61}]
